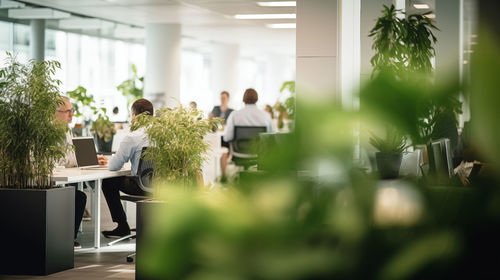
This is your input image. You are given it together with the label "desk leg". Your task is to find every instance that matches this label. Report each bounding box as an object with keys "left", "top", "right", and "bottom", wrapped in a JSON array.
[
  {"left": 93, "top": 179, "right": 101, "bottom": 249},
  {"left": 77, "top": 182, "right": 83, "bottom": 233}
]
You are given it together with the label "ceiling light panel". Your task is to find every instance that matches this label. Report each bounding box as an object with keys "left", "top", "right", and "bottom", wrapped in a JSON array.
[
  {"left": 234, "top": 13, "right": 296, "bottom": 19},
  {"left": 413, "top": 3, "right": 430, "bottom": 9},
  {"left": 257, "top": 1, "right": 296, "bottom": 7},
  {"left": 267, "top": 23, "right": 296, "bottom": 29}
]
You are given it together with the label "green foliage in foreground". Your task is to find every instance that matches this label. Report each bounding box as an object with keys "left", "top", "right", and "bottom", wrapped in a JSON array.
[
  {"left": 138, "top": 28, "right": 500, "bottom": 279},
  {"left": 0, "top": 53, "right": 67, "bottom": 189},
  {"left": 131, "top": 105, "right": 219, "bottom": 186}
]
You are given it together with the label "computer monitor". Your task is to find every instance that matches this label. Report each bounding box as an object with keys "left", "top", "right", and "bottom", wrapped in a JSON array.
[
  {"left": 429, "top": 138, "right": 453, "bottom": 178},
  {"left": 72, "top": 137, "right": 99, "bottom": 167}
]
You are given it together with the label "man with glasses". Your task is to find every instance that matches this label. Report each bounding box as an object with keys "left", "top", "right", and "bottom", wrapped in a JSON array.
[{"left": 55, "top": 96, "right": 88, "bottom": 249}]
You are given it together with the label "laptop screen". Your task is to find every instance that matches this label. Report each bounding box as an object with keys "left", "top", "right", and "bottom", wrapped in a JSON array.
[{"left": 73, "top": 137, "right": 99, "bottom": 167}]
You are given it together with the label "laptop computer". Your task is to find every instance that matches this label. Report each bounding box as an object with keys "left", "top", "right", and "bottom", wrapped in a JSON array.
[{"left": 72, "top": 137, "right": 108, "bottom": 170}]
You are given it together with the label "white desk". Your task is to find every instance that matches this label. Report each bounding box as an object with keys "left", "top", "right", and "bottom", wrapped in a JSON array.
[{"left": 51, "top": 167, "right": 131, "bottom": 248}]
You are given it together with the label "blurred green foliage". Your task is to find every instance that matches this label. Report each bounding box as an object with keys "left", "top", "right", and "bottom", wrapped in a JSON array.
[{"left": 137, "top": 9, "right": 500, "bottom": 280}]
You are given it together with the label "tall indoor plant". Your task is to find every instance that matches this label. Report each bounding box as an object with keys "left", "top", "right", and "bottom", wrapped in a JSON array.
[
  {"left": 368, "top": 5, "right": 462, "bottom": 148},
  {"left": 0, "top": 53, "right": 74, "bottom": 275}
]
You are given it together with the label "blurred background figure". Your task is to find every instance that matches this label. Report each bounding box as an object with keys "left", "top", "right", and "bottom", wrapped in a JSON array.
[
  {"left": 221, "top": 88, "right": 273, "bottom": 180},
  {"left": 189, "top": 101, "right": 197, "bottom": 109},
  {"left": 265, "top": 104, "right": 274, "bottom": 119},
  {"left": 209, "top": 91, "right": 233, "bottom": 123},
  {"left": 110, "top": 106, "right": 120, "bottom": 122}
]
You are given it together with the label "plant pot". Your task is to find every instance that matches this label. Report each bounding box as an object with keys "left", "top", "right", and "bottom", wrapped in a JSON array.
[
  {"left": 375, "top": 152, "right": 403, "bottom": 179},
  {"left": 95, "top": 135, "right": 114, "bottom": 153},
  {"left": 136, "top": 200, "right": 164, "bottom": 280},
  {"left": 0, "top": 187, "right": 75, "bottom": 275}
]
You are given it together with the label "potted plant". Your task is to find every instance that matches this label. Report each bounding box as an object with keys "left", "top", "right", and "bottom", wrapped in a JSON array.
[
  {"left": 275, "top": 81, "right": 296, "bottom": 131},
  {"left": 131, "top": 104, "right": 218, "bottom": 188},
  {"left": 369, "top": 4, "right": 438, "bottom": 81},
  {"left": 369, "top": 127, "right": 407, "bottom": 179},
  {"left": 131, "top": 104, "right": 217, "bottom": 278},
  {"left": 90, "top": 111, "right": 116, "bottom": 153},
  {"left": 0, "top": 53, "right": 75, "bottom": 275}
]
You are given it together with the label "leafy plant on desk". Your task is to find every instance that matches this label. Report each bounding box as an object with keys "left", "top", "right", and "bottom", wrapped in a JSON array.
[
  {"left": 275, "top": 81, "right": 296, "bottom": 129},
  {"left": 0, "top": 53, "right": 67, "bottom": 189},
  {"left": 369, "top": 127, "right": 407, "bottom": 154},
  {"left": 131, "top": 104, "right": 218, "bottom": 187},
  {"left": 91, "top": 111, "right": 116, "bottom": 142}
]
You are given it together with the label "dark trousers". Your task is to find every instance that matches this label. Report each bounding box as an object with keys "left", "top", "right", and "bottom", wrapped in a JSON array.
[
  {"left": 102, "top": 176, "right": 145, "bottom": 226},
  {"left": 75, "top": 190, "right": 87, "bottom": 239}
]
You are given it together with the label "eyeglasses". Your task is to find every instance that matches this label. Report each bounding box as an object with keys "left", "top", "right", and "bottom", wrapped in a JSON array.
[{"left": 57, "top": 108, "right": 75, "bottom": 114}]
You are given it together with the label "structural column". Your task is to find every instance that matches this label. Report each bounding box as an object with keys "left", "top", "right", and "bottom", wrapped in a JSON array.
[
  {"left": 30, "top": 19, "right": 45, "bottom": 62},
  {"left": 435, "top": 0, "right": 461, "bottom": 84},
  {"left": 144, "top": 23, "right": 181, "bottom": 109},
  {"left": 210, "top": 43, "right": 239, "bottom": 108},
  {"left": 296, "top": 0, "right": 339, "bottom": 103}
]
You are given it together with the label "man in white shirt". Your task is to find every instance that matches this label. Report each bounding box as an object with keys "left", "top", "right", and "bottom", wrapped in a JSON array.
[
  {"left": 100, "top": 99, "right": 153, "bottom": 238},
  {"left": 56, "top": 96, "right": 87, "bottom": 248},
  {"left": 222, "top": 88, "right": 273, "bottom": 177}
]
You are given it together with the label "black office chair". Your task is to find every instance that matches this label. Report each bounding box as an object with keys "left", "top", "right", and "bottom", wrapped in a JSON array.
[
  {"left": 230, "top": 126, "right": 267, "bottom": 170},
  {"left": 106, "top": 148, "right": 153, "bottom": 263}
]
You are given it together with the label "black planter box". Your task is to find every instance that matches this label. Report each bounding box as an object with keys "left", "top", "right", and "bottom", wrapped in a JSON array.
[
  {"left": 136, "top": 200, "right": 163, "bottom": 280},
  {"left": 0, "top": 187, "right": 75, "bottom": 275}
]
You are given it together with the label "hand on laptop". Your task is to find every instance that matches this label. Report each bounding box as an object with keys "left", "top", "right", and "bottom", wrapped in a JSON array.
[{"left": 97, "top": 155, "right": 108, "bottom": 166}]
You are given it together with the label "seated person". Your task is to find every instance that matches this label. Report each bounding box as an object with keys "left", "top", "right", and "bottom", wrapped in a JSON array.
[
  {"left": 222, "top": 88, "right": 273, "bottom": 176},
  {"left": 100, "top": 98, "right": 154, "bottom": 238},
  {"left": 56, "top": 96, "right": 88, "bottom": 249},
  {"left": 209, "top": 90, "right": 234, "bottom": 122}
]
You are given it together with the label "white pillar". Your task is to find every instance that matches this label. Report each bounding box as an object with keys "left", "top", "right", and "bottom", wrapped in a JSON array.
[
  {"left": 210, "top": 43, "right": 239, "bottom": 109},
  {"left": 435, "top": 0, "right": 461, "bottom": 84},
  {"left": 30, "top": 19, "right": 45, "bottom": 62},
  {"left": 262, "top": 53, "right": 293, "bottom": 106},
  {"left": 296, "top": 0, "right": 339, "bottom": 103},
  {"left": 340, "top": 0, "right": 361, "bottom": 110},
  {"left": 144, "top": 23, "right": 181, "bottom": 109}
]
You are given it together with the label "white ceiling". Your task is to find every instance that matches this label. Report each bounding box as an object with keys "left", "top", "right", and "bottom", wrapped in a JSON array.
[{"left": 17, "top": 0, "right": 296, "bottom": 56}]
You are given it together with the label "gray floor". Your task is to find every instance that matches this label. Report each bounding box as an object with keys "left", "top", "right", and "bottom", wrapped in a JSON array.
[{"left": 1, "top": 190, "right": 137, "bottom": 280}]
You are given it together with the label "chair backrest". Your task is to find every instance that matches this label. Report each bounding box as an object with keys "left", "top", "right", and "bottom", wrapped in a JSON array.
[
  {"left": 137, "top": 147, "right": 154, "bottom": 193},
  {"left": 230, "top": 126, "right": 267, "bottom": 159}
]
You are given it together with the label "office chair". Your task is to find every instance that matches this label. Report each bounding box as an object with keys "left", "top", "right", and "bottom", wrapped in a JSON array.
[
  {"left": 106, "top": 148, "right": 153, "bottom": 262},
  {"left": 230, "top": 126, "right": 267, "bottom": 170}
]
